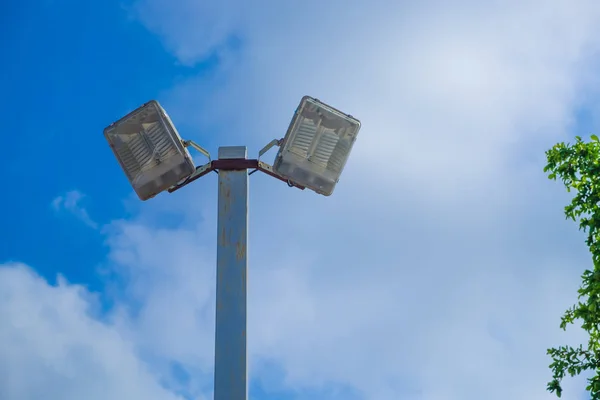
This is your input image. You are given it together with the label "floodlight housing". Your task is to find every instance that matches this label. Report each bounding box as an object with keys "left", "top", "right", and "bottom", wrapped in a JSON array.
[
  {"left": 104, "top": 100, "right": 195, "bottom": 201},
  {"left": 273, "top": 96, "right": 361, "bottom": 196}
]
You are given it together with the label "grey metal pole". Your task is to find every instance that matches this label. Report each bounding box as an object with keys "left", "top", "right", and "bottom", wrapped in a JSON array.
[{"left": 214, "top": 146, "right": 249, "bottom": 400}]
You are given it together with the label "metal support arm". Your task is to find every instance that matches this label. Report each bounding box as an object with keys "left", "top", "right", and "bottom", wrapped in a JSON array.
[
  {"left": 168, "top": 159, "right": 305, "bottom": 193},
  {"left": 183, "top": 139, "right": 211, "bottom": 161}
]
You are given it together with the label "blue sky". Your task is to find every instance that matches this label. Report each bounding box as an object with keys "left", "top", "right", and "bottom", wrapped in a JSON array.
[
  {"left": 2, "top": 0, "right": 178, "bottom": 283},
  {"left": 3, "top": 0, "right": 600, "bottom": 399}
]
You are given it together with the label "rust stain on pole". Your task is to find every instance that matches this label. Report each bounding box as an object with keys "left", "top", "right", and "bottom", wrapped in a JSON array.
[{"left": 236, "top": 241, "right": 246, "bottom": 261}]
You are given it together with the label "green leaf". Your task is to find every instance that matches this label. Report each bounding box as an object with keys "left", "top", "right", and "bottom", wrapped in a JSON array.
[{"left": 544, "top": 136, "right": 600, "bottom": 399}]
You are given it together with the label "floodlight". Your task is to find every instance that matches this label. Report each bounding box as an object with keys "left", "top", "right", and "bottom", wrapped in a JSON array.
[
  {"left": 104, "top": 100, "right": 195, "bottom": 201},
  {"left": 273, "top": 96, "right": 361, "bottom": 196}
]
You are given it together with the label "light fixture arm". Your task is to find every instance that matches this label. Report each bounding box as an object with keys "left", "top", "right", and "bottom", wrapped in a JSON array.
[
  {"left": 250, "top": 138, "right": 284, "bottom": 176},
  {"left": 183, "top": 139, "right": 211, "bottom": 162},
  {"left": 257, "top": 138, "right": 283, "bottom": 161}
]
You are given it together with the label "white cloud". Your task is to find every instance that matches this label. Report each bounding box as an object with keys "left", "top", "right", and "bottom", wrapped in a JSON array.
[
  {"left": 151, "top": 0, "right": 600, "bottom": 201},
  {"left": 0, "top": 263, "right": 184, "bottom": 400},
  {"left": 97, "top": 175, "right": 591, "bottom": 399},
  {"left": 52, "top": 190, "right": 98, "bottom": 229},
  {"left": 129, "top": 0, "right": 242, "bottom": 66}
]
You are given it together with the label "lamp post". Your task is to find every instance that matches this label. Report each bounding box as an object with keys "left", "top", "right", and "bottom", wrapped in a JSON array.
[
  {"left": 214, "top": 146, "right": 249, "bottom": 400},
  {"left": 104, "top": 96, "right": 361, "bottom": 400}
]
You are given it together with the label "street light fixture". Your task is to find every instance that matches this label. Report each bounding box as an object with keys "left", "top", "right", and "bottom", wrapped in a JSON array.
[
  {"left": 103, "top": 100, "right": 196, "bottom": 201},
  {"left": 273, "top": 96, "right": 361, "bottom": 196},
  {"left": 104, "top": 96, "right": 361, "bottom": 400}
]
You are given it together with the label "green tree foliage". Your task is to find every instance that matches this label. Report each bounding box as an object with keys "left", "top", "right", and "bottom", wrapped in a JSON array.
[{"left": 545, "top": 135, "right": 600, "bottom": 398}]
